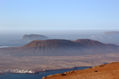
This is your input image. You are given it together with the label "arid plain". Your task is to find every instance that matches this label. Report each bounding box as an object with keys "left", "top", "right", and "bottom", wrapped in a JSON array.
[{"left": 0, "top": 53, "right": 119, "bottom": 73}]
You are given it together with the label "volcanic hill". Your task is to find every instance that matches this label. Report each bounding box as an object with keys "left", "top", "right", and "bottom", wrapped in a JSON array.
[{"left": 0, "top": 39, "right": 119, "bottom": 56}]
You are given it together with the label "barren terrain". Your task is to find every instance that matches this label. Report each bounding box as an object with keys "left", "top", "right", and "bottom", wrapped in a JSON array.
[{"left": 0, "top": 53, "right": 119, "bottom": 73}]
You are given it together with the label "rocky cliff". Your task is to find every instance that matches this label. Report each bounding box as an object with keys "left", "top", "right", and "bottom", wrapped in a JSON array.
[{"left": 43, "top": 62, "right": 119, "bottom": 79}]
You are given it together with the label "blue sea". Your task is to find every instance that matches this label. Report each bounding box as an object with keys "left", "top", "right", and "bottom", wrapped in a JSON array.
[{"left": 0, "top": 66, "right": 90, "bottom": 79}]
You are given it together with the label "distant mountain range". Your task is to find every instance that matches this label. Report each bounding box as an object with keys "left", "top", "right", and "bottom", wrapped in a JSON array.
[
  {"left": 24, "top": 39, "right": 118, "bottom": 49},
  {"left": 1, "top": 31, "right": 119, "bottom": 46},
  {"left": 87, "top": 31, "right": 119, "bottom": 45},
  {"left": 23, "top": 34, "right": 48, "bottom": 41},
  {"left": 0, "top": 34, "right": 49, "bottom": 46},
  {"left": 0, "top": 39, "right": 119, "bottom": 56}
]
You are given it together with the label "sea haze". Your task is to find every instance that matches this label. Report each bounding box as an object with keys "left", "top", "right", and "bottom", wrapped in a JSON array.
[
  {"left": 0, "top": 30, "right": 119, "bottom": 46},
  {"left": 0, "top": 30, "right": 119, "bottom": 74}
]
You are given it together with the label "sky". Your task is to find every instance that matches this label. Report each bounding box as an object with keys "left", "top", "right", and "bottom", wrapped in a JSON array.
[{"left": 0, "top": 0, "right": 119, "bottom": 33}]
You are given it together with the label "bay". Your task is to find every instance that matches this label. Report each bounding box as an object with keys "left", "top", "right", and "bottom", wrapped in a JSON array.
[{"left": 0, "top": 66, "right": 91, "bottom": 79}]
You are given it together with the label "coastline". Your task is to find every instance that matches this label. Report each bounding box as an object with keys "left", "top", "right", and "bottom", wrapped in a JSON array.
[
  {"left": 0, "top": 66, "right": 91, "bottom": 75},
  {"left": 42, "top": 62, "right": 119, "bottom": 79}
]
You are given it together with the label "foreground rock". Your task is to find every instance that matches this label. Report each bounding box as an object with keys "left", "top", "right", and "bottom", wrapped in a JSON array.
[{"left": 43, "top": 62, "right": 119, "bottom": 79}]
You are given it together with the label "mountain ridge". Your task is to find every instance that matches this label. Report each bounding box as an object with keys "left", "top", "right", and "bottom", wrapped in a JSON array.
[
  {"left": 0, "top": 39, "right": 119, "bottom": 56},
  {"left": 24, "top": 39, "right": 119, "bottom": 49}
]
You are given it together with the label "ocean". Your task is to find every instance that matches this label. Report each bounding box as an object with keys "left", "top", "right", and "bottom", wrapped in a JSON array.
[{"left": 0, "top": 66, "right": 90, "bottom": 79}]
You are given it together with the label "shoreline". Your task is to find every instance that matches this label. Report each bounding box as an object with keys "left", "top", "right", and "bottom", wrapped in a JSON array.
[{"left": 0, "top": 66, "right": 91, "bottom": 75}]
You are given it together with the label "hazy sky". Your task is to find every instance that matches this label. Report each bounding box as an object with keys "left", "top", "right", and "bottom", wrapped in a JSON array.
[{"left": 0, "top": 0, "right": 119, "bottom": 32}]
